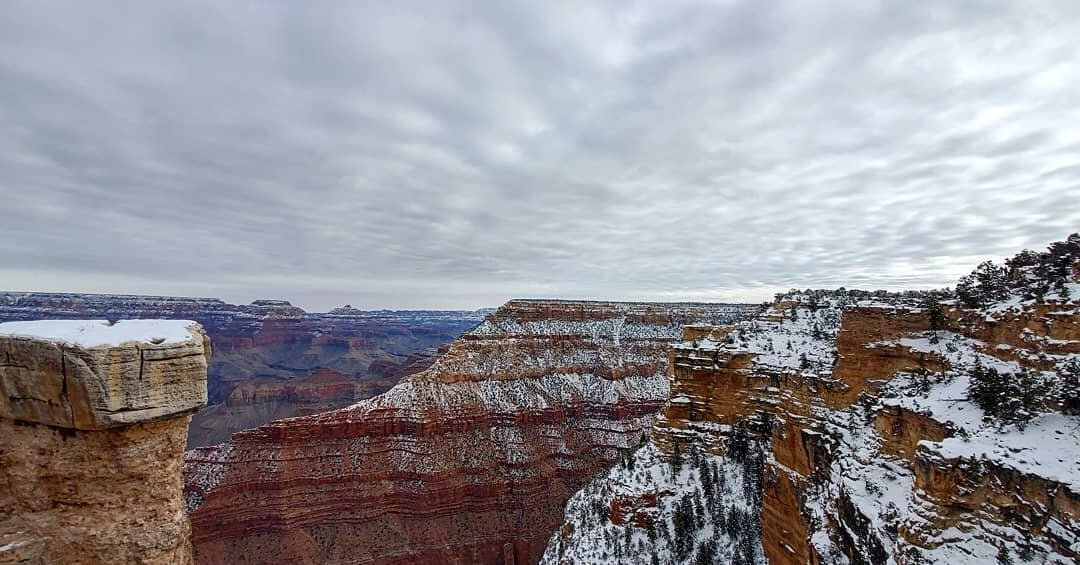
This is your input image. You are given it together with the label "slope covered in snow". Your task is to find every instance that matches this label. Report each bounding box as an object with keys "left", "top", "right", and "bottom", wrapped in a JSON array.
[
  {"left": 542, "top": 442, "right": 764, "bottom": 565},
  {"left": 546, "top": 234, "right": 1078, "bottom": 565}
]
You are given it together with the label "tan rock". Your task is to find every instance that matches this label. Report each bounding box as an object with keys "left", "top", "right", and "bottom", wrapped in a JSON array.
[
  {"left": 0, "top": 320, "right": 208, "bottom": 564},
  {"left": 0, "top": 320, "right": 209, "bottom": 430}
]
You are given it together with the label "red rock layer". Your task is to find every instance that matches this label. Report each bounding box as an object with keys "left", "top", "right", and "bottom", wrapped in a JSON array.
[
  {"left": 654, "top": 293, "right": 1079, "bottom": 565},
  {"left": 654, "top": 302, "right": 937, "bottom": 565},
  {"left": 184, "top": 300, "right": 758, "bottom": 564}
]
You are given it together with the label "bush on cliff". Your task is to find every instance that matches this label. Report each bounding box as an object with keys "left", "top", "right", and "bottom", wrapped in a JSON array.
[{"left": 968, "top": 362, "right": 1051, "bottom": 428}]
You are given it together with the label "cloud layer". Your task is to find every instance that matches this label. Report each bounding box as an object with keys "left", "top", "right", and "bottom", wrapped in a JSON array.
[{"left": 2, "top": 1, "right": 1078, "bottom": 309}]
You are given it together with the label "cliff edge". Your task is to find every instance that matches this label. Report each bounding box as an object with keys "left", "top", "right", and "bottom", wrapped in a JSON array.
[{"left": 0, "top": 320, "right": 209, "bottom": 563}]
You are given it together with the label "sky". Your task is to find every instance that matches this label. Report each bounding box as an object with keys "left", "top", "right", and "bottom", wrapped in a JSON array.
[{"left": 2, "top": 1, "right": 1079, "bottom": 311}]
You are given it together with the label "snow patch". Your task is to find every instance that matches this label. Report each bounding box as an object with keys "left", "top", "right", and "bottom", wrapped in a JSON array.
[{"left": 0, "top": 319, "right": 199, "bottom": 347}]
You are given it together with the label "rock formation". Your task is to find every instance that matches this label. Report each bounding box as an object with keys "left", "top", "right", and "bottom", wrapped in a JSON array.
[
  {"left": 186, "top": 368, "right": 400, "bottom": 447},
  {"left": 0, "top": 293, "right": 488, "bottom": 447},
  {"left": 183, "top": 300, "right": 758, "bottom": 564},
  {"left": 545, "top": 236, "right": 1079, "bottom": 565},
  {"left": 0, "top": 319, "right": 209, "bottom": 563}
]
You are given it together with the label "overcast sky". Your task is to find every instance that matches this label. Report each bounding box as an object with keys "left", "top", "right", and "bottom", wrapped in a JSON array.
[{"left": 2, "top": 1, "right": 1078, "bottom": 310}]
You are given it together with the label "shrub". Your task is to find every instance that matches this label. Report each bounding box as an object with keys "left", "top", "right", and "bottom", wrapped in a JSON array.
[
  {"left": 968, "top": 362, "right": 1051, "bottom": 428},
  {"left": 956, "top": 261, "right": 1009, "bottom": 308}
]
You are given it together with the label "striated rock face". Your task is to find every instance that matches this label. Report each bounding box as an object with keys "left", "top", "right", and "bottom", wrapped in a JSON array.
[
  {"left": 183, "top": 299, "right": 758, "bottom": 564},
  {"left": 657, "top": 293, "right": 1078, "bottom": 565},
  {"left": 186, "top": 368, "right": 399, "bottom": 447},
  {"left": 0, "top": 292, "right": 488, "bottom": 447},
  {"left": 0, "top": 320, "right": 209, "bottom": 563},
  {"left": 874, "top": 406, "right": 953, "bottom": 459},
  {"left": 546, "top": 280, "right": 1078, "bottom": 565},
  {"left": 907, "top": 446, "right": 1080, "bottom": 559}
]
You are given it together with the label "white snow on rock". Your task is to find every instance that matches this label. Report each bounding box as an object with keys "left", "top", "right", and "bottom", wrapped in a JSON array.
[
  {"left": 542, "top": 442, "right": 763, "bottom": 565},
  {"left": 874, "top": 330, "right": 1080, "bottom": 491},
  {"left": 0, "top": 319, "right": 199, "bottom": 347}
]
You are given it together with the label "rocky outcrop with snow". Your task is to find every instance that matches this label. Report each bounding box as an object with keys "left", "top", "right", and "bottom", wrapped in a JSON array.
[
  {"left": 545, "top": 236, "right": 1079, "bottom": 565},
  {"left": 0, "top": 320, "right": 209, "bottom": 563}
]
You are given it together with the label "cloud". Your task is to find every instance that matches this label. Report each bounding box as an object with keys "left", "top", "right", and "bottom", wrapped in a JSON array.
[{"left": 1, "top": 0, "right": 1079, "bottom": 309}]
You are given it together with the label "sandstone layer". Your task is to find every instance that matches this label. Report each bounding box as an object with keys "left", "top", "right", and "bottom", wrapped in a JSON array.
[
  {"left": 0, "top": 320, "right": 209, "bottom": 564},
  {"left": 654, "top": 293, "right": 1078, "bottom": 564},
  {"left": 546, "top": 284, "right": 1078, "bottom": 565},
  {"left": 184, "top": 300, "right": 758, "bottom": 564}
]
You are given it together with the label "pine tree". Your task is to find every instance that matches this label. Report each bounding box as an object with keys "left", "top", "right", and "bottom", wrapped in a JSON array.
[
  {"left": 727, "top": 423, "right": 750, "bottom": 463},
  {"left": 922, "top": 295, "right": 946, "bottom": 344},
  {"left": 699, "top": 458, "right": 715, "bottom": 501},
  {"left": 672, "top": 494, "right": 695, "bottom": 561},
  {"left": 693, "top": 489, "right": 706, "bottom": 530},
  {"left": 1061, "top": 357, "right": 1080, "bottom": 415},
  {"left": 694, "top": 539, "right": 718, "bottom": 565},
  {"left": 969, "top": 362, "right": 1050, "bottom": 427},
  {"left": 957, "top": 261, "right": 1008, "bottom": 307}
]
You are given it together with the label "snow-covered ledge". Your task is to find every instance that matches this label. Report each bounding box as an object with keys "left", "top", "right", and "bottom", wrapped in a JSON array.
[{"left": 0, "top": 319, "right": 210, "bottom": 429}]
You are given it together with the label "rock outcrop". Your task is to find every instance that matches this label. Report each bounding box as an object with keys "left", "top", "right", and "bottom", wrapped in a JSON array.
[
  {"left": 0, "top": 320, "right": 209, "bottom": 563},
  {"left": 186, "top": 368, "right": 400, "bottom": 447},
  {"left": 0, "top": 293, "right": 488, "bottom": 447},
  {"left": 545, "top": 236, "right": 1079, "bottom": 565},
  {"left": 183, "top": 300, "right": 758, "bottom": 564}
]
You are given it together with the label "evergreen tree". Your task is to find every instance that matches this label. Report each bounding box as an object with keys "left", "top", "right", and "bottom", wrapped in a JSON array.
[
  {"left": 693, "top": 489, "right": 706, "bottom": 530},
  {"left": 957, "top": 261, "right": 1008, "bottom": 307},
  {"left": 922, "top": 295, "right": 946, "bottom": 344},
  {"left": 968, "top": 362, "right": 1050, "bottom": 427},
  {"left": 672, "top": 494, "right": 696, "bottom": 561},
  {"left": 699, "top": 458, "right": 715, "bottom": 501},
  {"left": 727, "top": 423, "right": 751, "bottom": 463},
  {"left": 1061, "top": 357, "right": 1080, "bottom": 415},
  {"left": 694, "top": 539, "right": 718, "bottom": 565}
]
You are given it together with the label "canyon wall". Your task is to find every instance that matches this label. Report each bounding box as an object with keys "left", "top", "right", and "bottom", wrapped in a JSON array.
[
  {"left": 546, "top": 284, "right": 1078, "bottom": 564},
  {"left": 183, "top": 299, "right": 758, "bottom": 564},
  {"left": 0, "top": 319, "right": 209, "bottom": 563},
  {"left": 0, "top": 293, "right": 486, "bottom": 447},
  {"left": 661, "top": 294, "right": 1078, "bottom": 564}
]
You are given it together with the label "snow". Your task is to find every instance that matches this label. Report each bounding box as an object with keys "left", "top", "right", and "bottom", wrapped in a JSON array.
[
  {"left": 875, "top": 330, "right": 1080, "bottom": 490},
  {"left": 0, "top": 319, "right": 198, "bottom": 347},
  {"left": 655, "top": 292, "right": 1079, "bottom": 564},
  {"left": 919, "top": 413, "right": 1079, "bottom": 490},
  {"left": 542, "top": 442, "right": 763, "bottom": 565}
]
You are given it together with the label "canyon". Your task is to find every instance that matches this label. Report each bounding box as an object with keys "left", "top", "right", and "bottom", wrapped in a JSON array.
[
  {"left": 3, "top": 237, "right": 1075, "bottom": 564},
  {"left": 0, "top": 293, "right": 486, "bottom": 447},
  {"left": 546, "top": 238, "right": 1079, "bottom": 565},
  {"left": 183, "top": 299, "right": 759, "bottom": 564}
]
